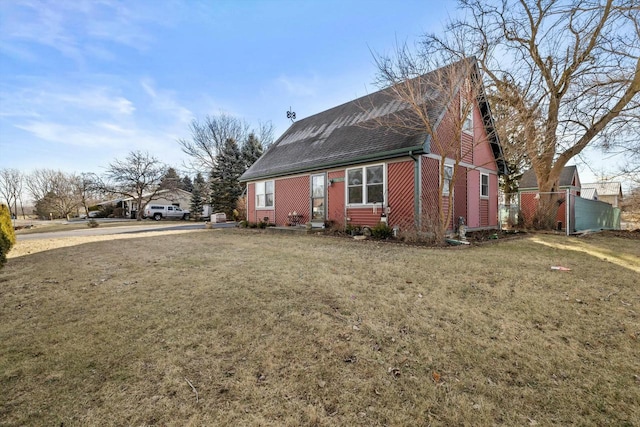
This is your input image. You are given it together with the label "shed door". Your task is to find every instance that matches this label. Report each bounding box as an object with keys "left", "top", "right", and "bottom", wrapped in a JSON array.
[{"left": 311, "top": 174, "right": 326, "bottom": 223}]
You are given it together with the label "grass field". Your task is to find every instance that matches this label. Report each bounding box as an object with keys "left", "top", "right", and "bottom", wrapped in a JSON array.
[{"left": 1, "top": 230, "right": 639, "bottom": 426}]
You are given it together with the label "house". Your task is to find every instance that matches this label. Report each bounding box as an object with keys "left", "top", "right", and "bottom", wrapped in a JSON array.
[
  {"left": 239, "top": 59, "right": 508, "bottom": 233},
  {"left": 517, "top": 165, "right": 581, "bottom": 230},
  {"left": 581, "top": 182, "right": 623, "bottom": 207},
  {"left": 516, "top": 166, "right": 621, "bottom": 231},
  {"left": 98, "top": 188, "right": 192, "bottom": 218}
]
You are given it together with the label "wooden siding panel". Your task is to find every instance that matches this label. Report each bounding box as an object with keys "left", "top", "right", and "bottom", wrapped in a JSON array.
[
  {"left": 480, "top": 199, "right": 489, "bottom": 227},
  {"left": 247, "top": 183, "right": 255, "bottom": 222},
  {"left": 275, "top": 176, "right": 310, "bottom": 226},
  {"left": 421, "top": 156, "right": 441, "bottom": 229},
  {"left": 327, "top": 170, "right": 345, "bottom": 224},
  {"left": 256, "top": 209, "right": 275, "bottom": 224},
  {"left": 454, "top": 166, "right": 467, "bottom": 227},
  {"left": 347, "top": 208, "right": 384, "bottom": 227},
  {"left": 387, "top": 161, "right": 414, "bottom": 229}
]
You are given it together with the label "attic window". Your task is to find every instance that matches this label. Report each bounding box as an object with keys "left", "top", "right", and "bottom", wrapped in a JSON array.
[{"left": 461, "top": 82, "right": 473, "bottom": 134}]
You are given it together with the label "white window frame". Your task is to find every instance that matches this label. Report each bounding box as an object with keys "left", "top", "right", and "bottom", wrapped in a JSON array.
[
  {"left": 255, "top": 180, "right": 274, "bottom": 209},
  {"left": 480, "top": 173, "right": 489, "bottom": 199},
  {"left": 442, "top": 164, "right": 454, "bottom": 196},
  {"left": 461, "top": 89, "right": 473, "bottom": 135},
  {"left": 346, "top": 163, "right": 386, "bottom": 206}
]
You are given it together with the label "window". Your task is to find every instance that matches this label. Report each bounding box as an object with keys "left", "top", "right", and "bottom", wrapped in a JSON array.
[
  {"left": 442, "top": 164, "right": 453, "bottom": 196},
  {"left": 347, "top": 164, "right": 385, "bottom": 205},
  {"left": 462, "top": 106, "right": 473, "bottom": 133},
  {"left": 480, "top": 173, "right": 489, "bottom": 198},
  {"left": 461, "top": 81, "right": 473, "bottom": 134},
  {"left": 255, "top": 180, "right": 274, "bottom": 208}
]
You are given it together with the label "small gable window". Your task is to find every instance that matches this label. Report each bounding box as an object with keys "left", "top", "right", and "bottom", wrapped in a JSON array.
[
  {"left": 255, "top": 180, "right": 274, "bottom": 208},
  {"left": 480, "top": 173, "right": 489, "bottom": 198},
  {"left": 347, "top": 164, "right": 385, "bottom": 205}
]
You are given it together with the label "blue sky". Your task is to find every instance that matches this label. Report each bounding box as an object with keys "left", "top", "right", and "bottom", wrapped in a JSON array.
[{"left": 0, "top": 0, "right": 614, "bottom": 183}]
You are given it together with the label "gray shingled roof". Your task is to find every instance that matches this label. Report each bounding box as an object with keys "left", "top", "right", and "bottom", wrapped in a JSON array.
[
  {"left": 582, "top": 182, "right": 622, "bottom": 197},
  {"left": 240, "top": 59, "right": 507, "bottom": 182},
  {"left": 519, "top": 165, "right": 579, "bottom": 189}
]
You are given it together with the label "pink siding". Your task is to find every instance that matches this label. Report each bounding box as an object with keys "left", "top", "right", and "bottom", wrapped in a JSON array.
[
  {"left": 467, "top": 170, "right": 480, "bottom": 228},
  {"left": 421, "top": 156, "right": 442, "bottom": 229},
  {"left": 275, "top": 176, "right": 310, "bottom": 226},
  {"left": 480, "top": 199, "right": 489, "bottom": 226},
  {"left": 454, "top": 166, "right": 467, "bottom": 228},
  {"left": 247, "top": 183, "right": 255, "bottom": 222},
  {"left": 473, "top": 108, "right": 498, "bottom": 172},
  {"left": 327, "top": 171, "right": 345, "bottom": 224},
  {"left": 256, "top": 210, "right": 275, "bottom": 224},
  {"left": 388, "top": 161, "right": 415, "bottom": 229},
  {"left": 489, "top": 174, "right": 498, "bottom": 226},
  {"left": 346, "top": 207, "right": 384, "bottom": 227}
]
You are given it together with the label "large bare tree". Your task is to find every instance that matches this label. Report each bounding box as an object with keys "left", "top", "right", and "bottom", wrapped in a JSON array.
[
  {"left": 422, "top": 0, "right": 640, "bottom": 227},
  {"left": 178, "top": 112, "right": 274, "bottom": 172},
  {"left": 368, "top": 49, "right": 493, "bottom": 241},
  {"left": 101, "top": 151, "right": 168, "bottom": 221}
]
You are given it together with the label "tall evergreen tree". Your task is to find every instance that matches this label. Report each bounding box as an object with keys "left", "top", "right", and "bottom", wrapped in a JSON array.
[
  {"left": 180, "top": 175, "right": 193, "bottom": 192},
  {"left": 241, "top": 132, "right": 264, "bottom": 169},
  {"left": 210, "top": 138, "right": 245, "bottom": 218},
  {"left": 159, "top": 167, "right": 180, "bottom": 190},
  {"left": 189, "top": 173, "right": 205, "bottom": 220}
]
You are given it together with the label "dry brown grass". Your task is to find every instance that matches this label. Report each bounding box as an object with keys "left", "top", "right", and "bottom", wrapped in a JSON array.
[{"left": 1, "top": 230, "right": 639, "bottom": 426}]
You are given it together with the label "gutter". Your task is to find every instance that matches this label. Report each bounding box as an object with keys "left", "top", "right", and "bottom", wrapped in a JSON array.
[{"left": 240, "top": 144, "right": 425, "bottom": 183}]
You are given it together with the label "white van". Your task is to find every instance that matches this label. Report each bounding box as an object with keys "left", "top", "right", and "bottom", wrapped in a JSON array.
[{"left": 144, "top": 204, "right": 190, "bottom": 221}]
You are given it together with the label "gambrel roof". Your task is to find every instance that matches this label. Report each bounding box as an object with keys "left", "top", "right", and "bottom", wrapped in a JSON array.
[{"left": 240, "top": 59, "right": 507, "bottom": 182}]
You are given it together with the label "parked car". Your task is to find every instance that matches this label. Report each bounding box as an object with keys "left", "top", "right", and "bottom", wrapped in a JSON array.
[{"left": 144, "top": 204, "right": 190, "bottom": 220}]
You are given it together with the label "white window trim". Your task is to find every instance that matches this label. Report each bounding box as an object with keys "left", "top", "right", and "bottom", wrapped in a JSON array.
[
  {"left": 255, "top": 180, "right": 274, "bottom": 209},
  {"left": 442, "top": 164, "right": 454, "bottom": 196},
  {"left": 345, "top": 163, "right": 387, "bottom": 206},
  {"left": 480, "top": 173, "right": 489, "bottom": 199},
  {"left": 461, "top": 92, "right": 474, "bottom": 135}
]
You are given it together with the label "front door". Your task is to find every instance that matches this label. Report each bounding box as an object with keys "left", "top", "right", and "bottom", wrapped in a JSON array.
[{"left": 311, "top": 174, "right": 326, "bottom": 224}]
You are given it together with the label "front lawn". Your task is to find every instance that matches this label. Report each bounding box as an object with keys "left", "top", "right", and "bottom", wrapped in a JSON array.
[{"left": 1, "top": 230, "right": 638, "bottom": 425}]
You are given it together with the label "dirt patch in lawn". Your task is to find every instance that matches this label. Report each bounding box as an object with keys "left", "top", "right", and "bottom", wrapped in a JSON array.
[{"left": 1, "top": 230, "right": 638, "bottom": 426}]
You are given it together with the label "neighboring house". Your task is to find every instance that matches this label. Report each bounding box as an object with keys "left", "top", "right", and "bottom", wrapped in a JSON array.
[
  {"left": 517, "top": 165, "right": 581, "bottom": 230},
  {"left": 98, "top": 188, "right": 192, "bottom": 218},
  {"left": 581, "top": 182, "right": 623, "bottom": 207},
  {"left": 518, "top": 165, "right": 582, "bottom": 195},
  {"left": 516, "top": 166, "right": 620, "bottom": 231},
  {"left": 239, "top": 59, "right": 508, "bottom": 232}
]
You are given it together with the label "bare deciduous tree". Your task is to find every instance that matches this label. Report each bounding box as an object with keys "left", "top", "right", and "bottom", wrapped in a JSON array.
[
  {"left": 367, "top": 48, "right": 494, "bottom": 241},
  {"left": 101, "top": 151, "right": 168, "bottom": 221},
  {"left": 423, "top": 0, "right": 640, "bottom": 228},
  {"left": 26, "top": 169, "right": 84, "bottom": 219},
  {"left": 0, "top": 168, "right": 23, "bottom": 218},
  {"left": 178, "top": 112, "right": 273, "bottom": 172}
]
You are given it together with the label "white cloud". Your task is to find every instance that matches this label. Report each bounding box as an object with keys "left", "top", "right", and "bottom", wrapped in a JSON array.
[
  {"left": 140, "top": 78, "right": 193, "bottom": 125},
  {"left": 275, "top": 74, "right": 320, "bottom": 97}
]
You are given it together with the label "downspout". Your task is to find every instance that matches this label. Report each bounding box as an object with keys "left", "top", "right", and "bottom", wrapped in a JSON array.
[{"left": 409, "top": 150, "right": 420, "bottom": 230}]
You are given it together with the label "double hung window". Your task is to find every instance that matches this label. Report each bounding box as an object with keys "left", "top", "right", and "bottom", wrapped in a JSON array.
[
  {"left": 256, "top": 181, "right": 274, "bottom": 208},
  {"left": 347, "top": 164, "right": 384, "bottom": 205}
]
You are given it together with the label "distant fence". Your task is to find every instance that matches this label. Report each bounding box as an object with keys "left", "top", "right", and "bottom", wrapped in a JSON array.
[
  {"left": 499, "top": 190, "right": 620, "bottom": 234},
  {"left": 574, "top": 197, "right": 620, "bottom": 231}
]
